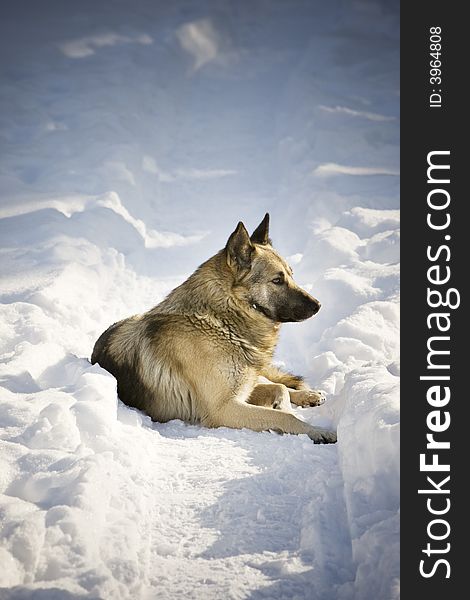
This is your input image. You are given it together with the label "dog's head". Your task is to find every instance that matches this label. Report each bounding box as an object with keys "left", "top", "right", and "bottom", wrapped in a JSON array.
[{"left": 225, "top": 214, "right": 321, "bottom": 323}]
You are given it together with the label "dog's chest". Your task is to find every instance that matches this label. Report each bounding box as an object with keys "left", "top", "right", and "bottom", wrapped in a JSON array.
[{"left": 188, "top": 312, "right": 276, "bottom": 367}]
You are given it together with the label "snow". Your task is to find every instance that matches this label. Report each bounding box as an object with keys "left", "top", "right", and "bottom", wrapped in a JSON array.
[{"left": 0, "top": 1, "right": 399, "bottom": 599}]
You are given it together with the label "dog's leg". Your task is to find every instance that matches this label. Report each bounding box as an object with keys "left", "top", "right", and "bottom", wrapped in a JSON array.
[
  {"left": 183, "top": 353, "right": 335, "bottom": 443},
  {"left": 260, "top": 365, "right": 326, "bottom": 407},
  {"left": 248, "top": 381, "right": 292, "bottom": 412},
  {"left": 210, "top": 399, "right": 336, "bottom": 444},
  {"left": 260, "top": 364, "right": 305, "bottom": 389}
]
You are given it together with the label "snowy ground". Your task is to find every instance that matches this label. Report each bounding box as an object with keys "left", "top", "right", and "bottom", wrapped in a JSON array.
[{"left": 0, "top": 1, "right": 399, "bottom": 599}]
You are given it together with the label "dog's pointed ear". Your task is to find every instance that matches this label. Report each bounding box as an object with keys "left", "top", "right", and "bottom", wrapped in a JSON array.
[
  {"left": 226, "top": 221, "right": 254, "bottom": 270},
  {"left": 250, "top": 213, "right": 271, "bottom": 245}
]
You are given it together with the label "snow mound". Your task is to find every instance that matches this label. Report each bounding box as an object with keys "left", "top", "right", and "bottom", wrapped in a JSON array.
[
  {"left": 0, "top": 195, "right": 399, "bottom": 600},
  {"left": 0, "top": 192, "right": 206, "bottom": 249}
]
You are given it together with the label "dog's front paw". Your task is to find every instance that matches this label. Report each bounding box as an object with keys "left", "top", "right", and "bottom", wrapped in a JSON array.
[
  {"left": 290, "top": 389, "right": 326, "bottom": 407},
  {"left": 307, "top": 427, "right": 337, "bottom": 444}
]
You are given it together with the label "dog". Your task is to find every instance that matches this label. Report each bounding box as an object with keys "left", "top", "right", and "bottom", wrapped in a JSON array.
[{"left": 91, "top": 214, "right": 337, "bottom": 443}]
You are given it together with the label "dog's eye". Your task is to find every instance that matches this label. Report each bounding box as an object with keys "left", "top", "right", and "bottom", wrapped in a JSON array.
[{"left": 271, "top": 277, "right": 283, "bottom": 285}]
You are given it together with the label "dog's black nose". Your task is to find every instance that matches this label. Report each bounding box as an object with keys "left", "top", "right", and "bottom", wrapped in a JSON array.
[
  {"left": 310, "top": 299, "right": 321, "bottom": 315},
  {"left": 299, "top": 294, "right": 321, "bottom": 319}
]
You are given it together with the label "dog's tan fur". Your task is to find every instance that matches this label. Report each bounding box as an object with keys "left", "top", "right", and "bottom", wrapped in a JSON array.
[{"left": 91, "top": 214, "right": 336, "bottom": 443}]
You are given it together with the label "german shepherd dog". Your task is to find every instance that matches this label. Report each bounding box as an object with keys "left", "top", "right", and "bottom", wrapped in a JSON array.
[{"left": 91, "top": 214, "right": 336, "bottom": 443}]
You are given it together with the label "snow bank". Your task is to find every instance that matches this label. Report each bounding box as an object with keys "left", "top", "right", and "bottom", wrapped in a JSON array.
[
  {"left": 277, "top": 207, "right": 400, "bottom": 599},
  {"left": 0, "top": 196, "right": 399, "bottom": 600}
]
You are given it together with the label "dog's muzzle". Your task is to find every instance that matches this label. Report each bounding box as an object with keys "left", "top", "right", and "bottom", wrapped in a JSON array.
[{"left": 251, "top": 302, "right": 274, "bottom": 320}]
